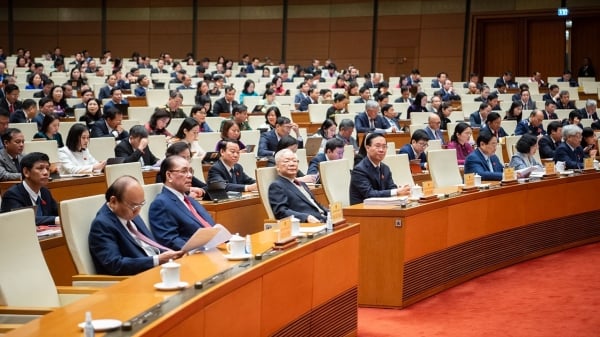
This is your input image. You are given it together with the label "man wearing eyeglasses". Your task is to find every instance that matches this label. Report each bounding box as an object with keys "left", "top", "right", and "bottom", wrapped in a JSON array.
[
  {"left": 89, "top": 175, "right": 184, "bottom": 276},
  {"left": 150, "top": 155, "right": 215, "bottom": 250},
  {"left": 350, "top": 133, "right": 410, "bottom": 205}
]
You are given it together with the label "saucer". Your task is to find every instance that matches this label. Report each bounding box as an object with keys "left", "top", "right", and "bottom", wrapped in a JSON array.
[
  {"left": 78, "top": 319, "right": 122, "bottom": 331},
  {"left": 223, "top": 253, "right": 252, "bottom": 260},
  {"left": 154, "top": 281, "right": 189, "bottom": 291}
]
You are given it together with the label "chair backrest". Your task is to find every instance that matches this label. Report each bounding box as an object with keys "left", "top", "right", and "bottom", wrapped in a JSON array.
[
  {"left": 24, "top": 140, "right": 59, "bottom": 163},
  {"left": 240, "top": 130, "right": 260, "bottom": 156},
  {"left": 58, "top": 121, "right": 85, "bottom": 138},
  {"left": 105, "top": 162, "right": 144, "bottom": 186},
  {"left": 140, "top": 183, "right": 163, "bottom": 228},
  {"left": 127, "top": 106, "right": 154, "bottom": 123},
  {"left": 427, "top": 139, "right": 442, "bottom": 152},
  {"left": 238, "top": 152, "right": 257, "bottom": 180},
  {"left": 60, "top": 194, "right": 106, "bottom": 275},
  {"left": 0, "top": 208, "right": 60, "bottom": 307},
  {"left": 88, "top": 136, "right": 116, "bottom": 162},
  {"left": 205, "top": 117, "right": 225, "bottom": 132},
  {"left": 145, "top": 89, "right": 169, "bottom": 108},
  {"left": 505, "top": 135, "right": 521, "bottom": 159},
  {"left": 256, "top": 167, "right": 278, "bottom": 220},
  {"left": 308, "top": 104, "right": 329, "bottom": 123},
  {"left": 166, "top": 118, "right": 185, "bottom": 136},
  {"left": 342, "top": 144, "right": 355, "bottom": 171},
  {"left": 296, "top": 148, "right": 309, "bottom": 174},
  {"left": 121, "top": 119, "right": 142, "bottom": 133},
  {"left": 10, "top": 122, "right": 39, "bottom": 141},
  {"left": 409, "top": 124, "right": 426, "bottom": 136},
  {"left": 190, "top": 157, "right": 206, "bottom": 182},
  {"left": 383, "top": 154, "right": 414, "bottom": 187},
  {"left": 148, "top": 135, "right": 168, "bottom": 160},
  {"left": 428, "top": 149, "right": 463, "bottom": 187},
  {"left": 501, "top": 120, "right": 517, "bottom": 135},
  {"left": 197, "top": 131, "right": 222, "bottom": 153},
  {"left": 319, "top": 158, "right": 351, "bottom": 207}
]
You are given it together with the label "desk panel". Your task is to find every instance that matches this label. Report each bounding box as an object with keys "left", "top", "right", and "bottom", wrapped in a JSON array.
[{"left": 345, "top": 173, "right": 600, "bottom": 309}]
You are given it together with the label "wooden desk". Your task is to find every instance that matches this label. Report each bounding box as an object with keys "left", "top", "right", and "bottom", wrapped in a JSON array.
[
  {"left": 40, "top": 235, "right": 77, "bottom": 287},
  {"left": 344, "top": 172, "right": 600, "bottom": 309},
  {"left": 7, "top": 224, "right": 360, "bottom": 337}
]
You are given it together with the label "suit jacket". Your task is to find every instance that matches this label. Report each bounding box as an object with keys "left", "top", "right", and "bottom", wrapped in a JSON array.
[
  {"left": 538, "top": 135, "right": 561, "bottom": 159},
  {"left": 298, "top": 96, "right": 316, "bottom": 112},
  {"left": 134, "top": 86, "right": 147, "bottom": 97},
  {"left": 114, "top": 139, "right": 158, "bottom": 166},
  {"left": 8, "top": 109, "right": 33, "bottom": 123},
  {"left": 90, "top": 119, "right": 129, "bottom": 141},
  {"left": 520, "top": 100, "right": 537, "bottom": 110},
  {"left": 554, "top": 142, "right": 585, "bottom": 169},
  {"left": 514, "top": 119, "right": 546, "bottom": 136},
  {"left": 556, "top": 101, "right": 576, "bottom": 110},
  {"left": 307, "top": 153, "right": 327, "bottom": 176},
  {"left": 542, "top": 110, "right": 558, "bottom": 120},
  {"left": 0, "top": 99, "right": 22, "bottom": 113},
  {"left": 88, "top": 204, "right": 156, "bottom": 276},
  {"left": 98, "top": 86, "right": 114, "bottom": 100},
  {"left": 258, "top": 129, "right": 303, "bottom": 157},
  {"left": 212, "top": 98, "right": 238, "bottom": 116},
  {"left": 207, "top": 159, "right": 255, "bottom": 192},
  {"left": 0, "top": 183, "right": 58, "bottom": 226},
  {"left": 578, "top": 108, "right": 599, "bottom": 121},
  {"left": 0, "top": 149, "right": 23, "bottom": 181},
  {"left": 464, "top": 149, "right": 503, "bottom": 181},
  {"left": 354, "top": 98, "right": 367, "bottom": 104},
  {"left": 424, "top": 126, "right": 445, "bottom": 144},
  {"left": 431, "top": 79, "right": 441, "bottom": 88},
  {"left": 480, "top": 125, "right": 508, "bottom": 138},
  {"left": 354, "top": 112, "right": 387, "bottom": 133},
  {"left": 394, "top": 97, "right": 413, "bottom": 104},
  {"left": 398, "top": 143, "right": 427, "bottom": 169},
  {"left": 149, "top": 187, "right": 215, "bottom": 250},
  {"left": 469, "top": 111, "right": 483, "bottom": 127},
  {"left": 268, "top": 175, "right": 327, "bottom": 222},
  {"left": 349, "top": 156, "right": 397, "bottom": 205}
]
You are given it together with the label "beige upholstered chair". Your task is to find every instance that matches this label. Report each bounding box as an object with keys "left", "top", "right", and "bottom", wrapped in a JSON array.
[
  {"left": 255, "top": 167, "right": 278, "bottom": 220},
  {"left": 87, "top": 136, "right": 116, "bottom": 162},
  {"left": 428, "top": 149, "right": 463, "bottom": 187},
  {"left": 238, "top": 152, "right": 258, "bottom": 180},
  {"left": 9, "top": 123, "right": 38, "bottom": 141},
  {"left": 104, "top": 162, "right": 144, "bottom": 186},
  {"left": 319, "top": 158, "right": 351, "bottom": 207},
  {"left": 383, "top": 154, "right": 415, "bottom": 187},
  {"left": 24, "top": 140, "right": 59, "bottom": 163}
]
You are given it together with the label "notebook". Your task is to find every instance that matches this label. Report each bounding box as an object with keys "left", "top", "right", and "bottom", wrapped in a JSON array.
[
  {"left": 205, "top": 181, "right": 230, "bottom": 202},
  {"left": 202, "top": 152, "right": 220, "bottom": 164}
]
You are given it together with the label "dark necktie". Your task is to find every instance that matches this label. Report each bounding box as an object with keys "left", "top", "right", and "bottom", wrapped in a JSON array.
[
  {"left": 12, "top": 157, "right": 20, "bottom": 173},
  {"left": 126, "top": 221, "right": 172, "bottom": 251},
  {"left": 9, "top": 104, "right": 14, "bottom": 113},
  {"left": 35, "top": 196, "right": 43, "bottom": 217},
  {"left": 370, "top": 119, "right": 375, "bottom": 129},
  {"left": 230, "top": 168, "right": 237, "bottom": 184},
  {"left": 183, "top": 196, "right": 211, "bottom": 228}
]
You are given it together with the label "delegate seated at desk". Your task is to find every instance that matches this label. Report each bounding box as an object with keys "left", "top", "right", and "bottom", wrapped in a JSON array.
[
  {"left": 554, "top": 124, "right": 595, "bottom": 169},
  {"left": 114, "top": 124, "right": 159, "bottom": 166},
  {"left": 269, "top": 149, "right": 328, "bottom": 223},
  {"left": 156, "top": 141, "right": 207, "bottom": 199},
  {"left": 0, "top": 128, "right": 24, "bottom": 181},
  {"left": 398, "top": 129, "right": 429, "bottom": 170},
  {"left": 0, "top": 152, "right": 60, "bottom": 226},
  {"left": 464, "top": 131, "right": 503, "bottom": 181},
  {"left": 349, "top": 133, "right": 410, "bottom": 205},
  {"left": 207, "top": 139, "right": 257, "bottom": 192},
  {"left": 58, "top": 123, "right": 107, "bottom": 174},
  {"left": 257, "top": 116, "right": 303, "bottom": 158},
  {"left": 89, "top": 175, "right": 183, "bottom": 276},
  {"left": 538, "top": 121, "right": 563, "bottom": 159},
  {"left": 150, "top": 155, "right": 215, "bottom": 250},
  {"left": 90, "top": 107, "right": 129, "bottom": 142}
]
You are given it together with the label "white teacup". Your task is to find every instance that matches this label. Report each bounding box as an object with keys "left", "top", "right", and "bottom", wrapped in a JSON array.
[
  {"left": 160, "top": 259, "right": 180, "bottom": 287},
  {"left": 226, "top": 235, "right": 246, "bottom": 257},
  {"left": 411, "top": 185, "right": 422, "bottom": 199},
  {"left": 555, "top": 161, "right": 566, "bottom": 172},
  {"left": 474, "top": 174, "right": 482, "bottom": 186}
]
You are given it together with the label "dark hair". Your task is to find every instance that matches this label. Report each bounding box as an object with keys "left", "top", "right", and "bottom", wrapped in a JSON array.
[
  {"left": 264, "top": 106, "right": 281, "bottom": 123},
  {"left": 545, "top": 100, "right": 557, "bottom": 107},
  {"left": 65, "top": 123, "right": 89, "bottom": 151},
  {"left": 276, "top": 135, "right": 299, "bottom": 152},
  {"left": 486, "top": 112, "right": 502, "bottom": 125},
  {"left": 20, "top": 152, "right": 50, "bottom": 177},
  {"left": 129, "top": 124, "right": 148, "bottom": 138},
  {"left": 149, "top": 108, "right": 171, "bottom": 130},
  {"left": 476, "top": 130, "right": 496, "bottom": 147},
  {"left": 1, "top": 128, "right": 22, "bottom": 145},
  {"left": 568, "top": 110, "right": 580, "bottom": 122},
  {"left": 85, "top": 98, "right": 102, "bottom": 119},
  {"left": 515, "top": 133, "right": 538, "bottom": 154},
  {"left": 276, "top": 116, "right": 291, "bottom": 126},
  {"left": 5, "top": 84, "right": 19, "bottom": 94},
  {"left": 103, "top": 107, "right": 122, "bottom": 121},
  {"left": 338, "top": 118, "right": 354, "bottom": 131},
  {"left": 166, "top": 141, "right": 191, "bottom": 159},
  {"left": 411, "top": 129, "right": 430, "bottom": 142},
  {"left": 220, "top": 120, "right": 240, "bottom": 140},
  {"left": 317, "top": 119, "right": 337, "bottom": 138},
  {"left": 324, "top": 138, "right": 345, "bottom": 152},
  {"left": 109, "top": 87, "right": 122, "bottom": 96},
  {"left": 22, "top": 98, "right": 36, "bottom": 110},
  {"left": 413, "top": 92, "right": 427, "bottom": 108},
  {"left": 159, "top": 155, "right": 182, "bottom": 183},
  {"left": 451, "top": 122, "right": 471, "bottom": 142},
  {"left": 242, "top": 79, "right": 255, "bottom": 95},
  {"left": 232, "top": 104, "right": 248, "bottom": 115},
  {"left": 365, "top": 132, "right": 385, "bottom": 146},
  {"left": 105, "top": 175, "right": 139, "bottom": 202},
  {"left": 581, "top": 127, "right": 595, "bottom": 147},
  {"left": 217, "top": 138, "right": 240, "bottom": 152},
  {"left": 333, "top": 93, "right": 346, "bottom": 103},
  {"left": 175, "top": 117, "right": 199, "bottom": 139},
  {"left": 381, "top": 104, "right": 393, "bottom": 114},
  {"left": 547, "top": 121, "right": 562, "bottom": 134},
  {"left": 40, "top": 113, "right": 59, "bottom": 134}
]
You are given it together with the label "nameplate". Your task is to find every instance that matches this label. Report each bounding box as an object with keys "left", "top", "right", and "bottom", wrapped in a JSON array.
[
  {"left": 278, "top": 217, "right": 292, "bottom": 241},
  {"left": 584, "top": 157, "right": 594, "bottom": 170},
  {"left": 464, "top": 173, "right": 475, "bottom": 188},
  {"left": 330, "top": 202, "right": 344, "bottom": 224},
  {"left": 422, "top": 181, "right": 434, "bottom": 197},
  {"left": 544, "top": 162, "right": 556, "bottom": 175},
  {"left": 503, "top": 167, "right": 516, "bottom": 182}
]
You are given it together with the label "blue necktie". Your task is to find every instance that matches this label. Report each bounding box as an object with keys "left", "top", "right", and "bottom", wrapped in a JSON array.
[
  {"left": 35, "top": 196, "right": 43, "bottom": 217},
  {"left": 487, "top": 158, "right": 493, "bottom": 171}
]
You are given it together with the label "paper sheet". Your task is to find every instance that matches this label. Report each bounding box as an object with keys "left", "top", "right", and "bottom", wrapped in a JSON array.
[{"left": 181, "top": 224, "right": 232, "bottom": 253}]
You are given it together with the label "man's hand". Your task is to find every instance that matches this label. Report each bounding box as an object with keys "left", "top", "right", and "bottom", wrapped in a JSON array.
[
  {"left": 306, "top": 215, "right": 320, "bottom": 223},
  {"left": 137, "top": 137, "right": 148, "bottom": 152},
  {"left": 158, "top": 250, "right": 184, "bottom": 264}
]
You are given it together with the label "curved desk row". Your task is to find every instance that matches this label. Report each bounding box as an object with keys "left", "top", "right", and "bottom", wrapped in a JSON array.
[
  {"left": 344, "top": 172, "right": 600, "bottom": 308},
  {"left": 7, "top": 224, "right": 360, "bottom": 337}
]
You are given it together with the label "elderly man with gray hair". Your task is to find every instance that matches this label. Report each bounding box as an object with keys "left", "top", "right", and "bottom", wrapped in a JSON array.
[
  {"left": 554, "top": 124, "right": 596, "bottom": 169},
  {"left": 579, "top": 99, "right": 598, "bottom": 121},
  {"left": 354, "top": 100, "right": 388, "bottom": 133}
]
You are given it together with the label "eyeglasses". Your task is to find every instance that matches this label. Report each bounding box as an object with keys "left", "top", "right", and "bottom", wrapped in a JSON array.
[
  {"left": 169, "top": 168, "right": 194, "bottom": 175},
  {"left": 281, "top": 159, "right": 299, "bottom": 165},
  {"left": 125, "top": 200, "right": 146, "bottom": 212},
  {"left": 416, "top": 142, "right": 429, "bottom": 148},
  {"left": 370, "top": 144, "right": 388, "bottom": 150}
]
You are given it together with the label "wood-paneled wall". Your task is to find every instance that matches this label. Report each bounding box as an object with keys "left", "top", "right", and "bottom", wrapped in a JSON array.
[{"left": 1, "top": 1, "right": 600, "bottom": 80}]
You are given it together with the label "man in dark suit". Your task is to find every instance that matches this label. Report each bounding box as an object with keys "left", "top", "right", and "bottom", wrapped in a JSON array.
[
  {"left": 354, "top": 86, "right": 371, "bottom": 104},
  {"left": 469, "top": 103, "right": 491, "bottom": 128},
  {"left": 555, "top": 90, "right": 576, "bottom": 110},
  {"left": 538, "top": 121, "right": 563, "bottom": 159},
  {"left": 98, "top": 74, "right": 118, "bottom": 100},
  {"left": 258, "top": 116, "right": 303, "bottom": 157},
  {"left": 394, "top": 86, "right": 413, "bottom": 104},
  {"left": 542, "top": 84, "right": 560, "bottom": 103},
  {"left": 114, "top": 125, "right": 159, "bottom": 166},
  {"left": 207, "top": 139, "right": 257, "bottom": 193},
  {"left": 554, "top": 125, "right": 591, "bottom": 169},
  {"left": 514, "top": 110, "right": 546, "bottom": 136},
  {"left": 431, "top": 72, "right": 447, "bottom": 88},
  {"left": 542, "top": 100, "right": 558, "bottom": 120},
  {"left": 149, "top": 156, "right": 216, "bottom": 250},
  {"left": 102, "top": 87, "right": 129, "bottom": 110},
  {"left": 0, "top": 152, "right": 59, "bottom": 226},
  {"left": 578, "top": 99, "right": 598, "bottom": 121},
  {"left": 298, "top": 87, "right": 319, "bottom": 112},
  {"left": 269, "top": 148, "right": 328, "bottom": 222},
  {"left": 0, "top": 128, "right": 24, "bottom": 181},
  {"left": 398, "top": 129, "right": 430, "bottom": 170},
  {"left": 0, "top": 84, "right": 22, "bottom": 114},
  {"left": 307, "top": 138, "right": 345, "bottom": 176},
  {"left": 354, "top": 100, "right": 387, "bottom": 133},
  {"left": 9, "top": 98, "right": 37, "bottom": 123},
  {"left": 134, "top": 75, "right": 149, "bottom": 97},
  {"left": 211, "top": 86, "right": 238, "bottom": 116},
  {"left": 423, "top": 113, "right": 445, "bottom": 145},
  {"left": 32, "top": 80, "right": 54, "bottom": 98},
  {"left": 349, "top": 133, "right": 410, "bottom": 205},
  {"left": 494, "top": 71, "right": 518, "bottom": 89},
  {"left": 464, "top": 131, "right": 503, "bottom": 181},
  {"left": 89, "top": 175, "right": 184, "bottom": 276},
  {"left": 91, "top": 107, "right": 129, "bottom": 141}
]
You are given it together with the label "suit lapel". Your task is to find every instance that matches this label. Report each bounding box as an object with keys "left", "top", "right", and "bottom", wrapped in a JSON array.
[{"left": 166, "top": 188, "right": 201, "bottom": 226}]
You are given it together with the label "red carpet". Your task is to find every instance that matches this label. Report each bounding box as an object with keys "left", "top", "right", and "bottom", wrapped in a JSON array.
[{"left": 358, "top": 242, "right": 600, "bottom": 337}]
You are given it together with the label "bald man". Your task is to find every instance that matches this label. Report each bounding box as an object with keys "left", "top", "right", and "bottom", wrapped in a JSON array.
[
  {"left": 89, "top": 175, "right": 183, "bottom": 276},
  {"left": 514, "top": 110, "right": 546, "bottom": 137},
  {"left": 423, "top": 113, "right": 445, "bottom": 144}
]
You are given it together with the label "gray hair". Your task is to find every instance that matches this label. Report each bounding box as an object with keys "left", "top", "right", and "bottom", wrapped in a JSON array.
[
  {"left": 274, "top": 148, "right": 296, "bottom": 164},
  {"left": 365, "top": 100, "right": 379, "bottom": 111},
  {"left": 586, "top": 99, "right": 597, "bottom": 108},
  {"left": 562, "top": 124, "right": 582, "bottom": 139}
]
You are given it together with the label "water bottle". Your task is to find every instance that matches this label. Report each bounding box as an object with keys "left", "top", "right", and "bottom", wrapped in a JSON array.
[
  {"left": 84, "top": 311, "right": 95, "bottom": 337},
  {"left": 326, "top": 212, "right": 333, "bottom": 231},
  {"left": 245, "top": 234, "right": 252, "bottom": 255}
]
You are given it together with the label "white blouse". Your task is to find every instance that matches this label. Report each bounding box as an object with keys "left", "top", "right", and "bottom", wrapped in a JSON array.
[{"left": 58, "top": 147, "right": 100, "bottom": 174}]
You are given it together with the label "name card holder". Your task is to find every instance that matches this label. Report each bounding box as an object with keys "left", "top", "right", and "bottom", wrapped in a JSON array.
[
  {"left": 501, "top": 167, "right": 518, "bottom": 186},
  {"left": 418, "top": 181, "right": 439, "bottom": 203},
  {"left": 461, "top": 173, "right": 478, "bottom": 193},
  {"left": 542, "top": 162, "right": 558, "bottom": 179},
  {"left": 583, "top": 157, "right": 595, "bottom": 172},
  {"left": 273, "top": 217, "right": 298, "bottom": 250},
  {"left": 329, "top": 202, "right": 347, "bottom": 229}
]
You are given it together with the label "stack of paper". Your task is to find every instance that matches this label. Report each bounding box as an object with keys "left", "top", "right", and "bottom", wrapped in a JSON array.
[{"left": 364, "top": 196, "right": 408, "bottom": 205}]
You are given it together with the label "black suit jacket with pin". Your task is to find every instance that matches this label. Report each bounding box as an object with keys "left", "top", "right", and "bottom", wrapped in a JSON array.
[{"left": 0, "top": 183, "right": 58, "bottom": 226}]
